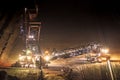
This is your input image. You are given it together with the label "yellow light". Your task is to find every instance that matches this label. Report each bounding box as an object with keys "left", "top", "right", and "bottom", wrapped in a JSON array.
[
  {"left": 19, "top": 56, "right": 24, "bottom": 60},
  {"left": 101, "top": 48, "right": 109, "bottom": 53},
  {"left": 44, "top": 55, "right": 50, "bottom": 62},
  {"left": 26, "top": 50, "right": 31, "bottom": 55},
  {"left": 27, "top": 56, "right": 31, "bottom": 60},
  {"left": 45, "top": 50, "right": 49, "bottom": 54}
]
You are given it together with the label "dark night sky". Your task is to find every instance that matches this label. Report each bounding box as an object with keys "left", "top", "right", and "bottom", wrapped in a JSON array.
[{"left": 0, "top": 0, "right": 120, "bottom": 52}]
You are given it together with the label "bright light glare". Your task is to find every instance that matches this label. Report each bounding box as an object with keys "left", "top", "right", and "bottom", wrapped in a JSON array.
[
  {"left": 98, "top": 53, "right": 101, "bottom": 56},
  {"left": 55, "top": 54, "right": 58, "bottom": 56},
  {"left": 26, "top": 50, "right": 31, "bottom": 55},
  {"left": 101, "top": 48, "right": 109, "bottom": 53},
  {"left": 36, "top": 57, "right": 40, "bottom": 61},
  {"left": 44, "top": 55, "right": 50, "bottom": 61},
  {"left": 19, "top": 56, "right": 24, "bottom": 60},
  {"left": 29, "top": 64, "right": 36, "bottom": 68},
  {"left": 27, "top": 56, "right": 31, "bottom": 60},
  {"left": 25, "top": 64, "right": 29, "bottom": 67},
  {"left": 28, "top": 35, "right": 34, "bottom": 38},
  {"left": 45, "top": 50, "right": 49, "bottom": 54}
]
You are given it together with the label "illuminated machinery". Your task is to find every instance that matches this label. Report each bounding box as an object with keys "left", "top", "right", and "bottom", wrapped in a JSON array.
[
  {"left": 19, "top": 5, "right": 42, "bottom": 68},
  {"left": 43, "top": 50, "right": 51, "bottom": 67},
  {"left": 86, "top": 44, "right": 110, "bottom": 63},
  {"left": 97, "top": 48, "right": 110, "bottom": 62}
]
